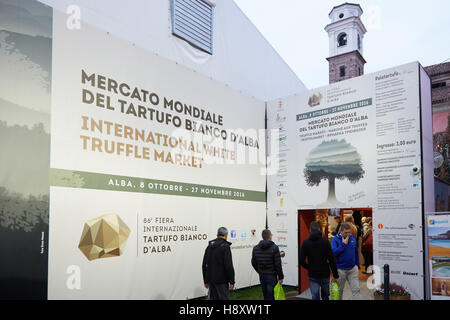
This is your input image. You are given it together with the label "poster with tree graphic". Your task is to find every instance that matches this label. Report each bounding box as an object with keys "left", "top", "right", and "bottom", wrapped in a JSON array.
[{"left": 304, "top": 139, "right": 365, "bottom": 207}]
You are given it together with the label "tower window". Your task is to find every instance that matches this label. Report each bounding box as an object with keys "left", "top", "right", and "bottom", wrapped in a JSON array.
[
  {"left": 432, "top": 82, "right": 446, "bottom": 89},
  {"left": 337, "top": 33, "right": 347, "bottom": 47},
  {"left": 340, "top": 66, "right": 346, "bottom": 77},
  {"left": 339, "top": 13, "right": 344, "bottom": 19},
  {"left": 358, "top": 34, "right": 361, "bottom": 50}
]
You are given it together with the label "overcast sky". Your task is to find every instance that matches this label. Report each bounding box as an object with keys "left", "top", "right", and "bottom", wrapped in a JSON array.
[{"left": 234, "top": 0, "right": 450, "bottom": 89}]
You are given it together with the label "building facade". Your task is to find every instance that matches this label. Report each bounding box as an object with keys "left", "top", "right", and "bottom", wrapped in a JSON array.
[{"left": 425, "top": 62, "right": 450, "bottom": 183}]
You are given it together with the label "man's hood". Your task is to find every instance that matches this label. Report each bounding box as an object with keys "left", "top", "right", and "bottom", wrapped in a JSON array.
[
  {"left": 209, "top": 237, "right": 231, "bottom": 249},
  {"left": 258, "top": 240, "right": 275, "bottom": 250},
  {"left": 309, "top": 230, "right": 323, "bottom": 241}
]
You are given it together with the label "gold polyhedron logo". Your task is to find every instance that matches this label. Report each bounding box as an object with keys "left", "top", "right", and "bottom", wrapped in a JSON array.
[{"left": 78, "top": 213, "right": 130, "bottom": 261}]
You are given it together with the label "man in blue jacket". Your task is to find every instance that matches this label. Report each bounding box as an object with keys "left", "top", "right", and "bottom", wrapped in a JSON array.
[{"left": 331, "top": 222, "right": 360, "bottom": 300}]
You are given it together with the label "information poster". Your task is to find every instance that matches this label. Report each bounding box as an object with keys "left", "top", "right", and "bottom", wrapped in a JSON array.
[
  {"left": 427, "top": 214, "right": 450, "bottom": 300},
  {"left": 267, "top": 62, "right": 432, "bottom": 299}
]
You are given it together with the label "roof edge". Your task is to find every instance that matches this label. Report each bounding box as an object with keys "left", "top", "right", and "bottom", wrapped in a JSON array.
[{"left": 329, "top": 3, "right": 363, "bottom": 17}]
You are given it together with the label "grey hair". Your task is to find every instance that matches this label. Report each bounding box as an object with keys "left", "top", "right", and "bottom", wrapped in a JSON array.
[{"left": 217, "top": 227, "right": 228, "bottom": 237}]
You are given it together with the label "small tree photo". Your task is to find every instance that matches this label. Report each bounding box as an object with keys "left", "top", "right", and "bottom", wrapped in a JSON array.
[{"left": 304, "top": 139, "right": 365, "bottom": 207}]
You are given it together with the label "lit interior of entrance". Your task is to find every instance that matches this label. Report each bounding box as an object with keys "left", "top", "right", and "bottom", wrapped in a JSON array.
[{"left": 298, "top": 208, "right": 373, "bottom": 298}]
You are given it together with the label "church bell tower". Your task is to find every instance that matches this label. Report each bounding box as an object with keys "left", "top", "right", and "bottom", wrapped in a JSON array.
[{"left": 325, "top": 3, "right": 367, "bottom": 84}]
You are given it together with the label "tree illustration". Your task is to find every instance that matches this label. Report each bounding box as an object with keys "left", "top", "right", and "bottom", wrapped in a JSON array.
[{"left": 304, "top": 139, "right": 365, "bottom": 207}]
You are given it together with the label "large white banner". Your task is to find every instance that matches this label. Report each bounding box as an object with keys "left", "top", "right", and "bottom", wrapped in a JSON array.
[
  {"left": 267, "top": 62, "right": 432, "bottom": 299},
  {"left": 48, "top": 11, "right": 266, "bottom": 299}
]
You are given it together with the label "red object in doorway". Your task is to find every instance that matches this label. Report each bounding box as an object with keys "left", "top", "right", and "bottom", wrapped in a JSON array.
[{"left": 298, "top": 210, "right": 316, "bottom": 294}]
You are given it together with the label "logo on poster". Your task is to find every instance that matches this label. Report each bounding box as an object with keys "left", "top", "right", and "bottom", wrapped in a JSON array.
[
  {"left": 429, "top": 219, "right": 448, "bottom": 225},
  {"left": 230, "top": 230, "right": 237, "bottom": 239},
  {"left": 308, "top": 92, "right": 323, "bottom": 107},
  {"left": 378, "top": 224, "right": 384, "bottom": 230},
  {"left": 78, "top": 213, "right": 130, "bottom": 261}
]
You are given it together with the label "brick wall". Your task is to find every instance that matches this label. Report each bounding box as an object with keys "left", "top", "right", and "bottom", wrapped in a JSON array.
[{"left": 327, "top": 50, "right": 365, "bottom": 84}]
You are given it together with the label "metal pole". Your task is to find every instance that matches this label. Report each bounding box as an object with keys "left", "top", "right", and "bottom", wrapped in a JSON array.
[{"left": 383, "top": 264, "right": 390, "bottom": 300}]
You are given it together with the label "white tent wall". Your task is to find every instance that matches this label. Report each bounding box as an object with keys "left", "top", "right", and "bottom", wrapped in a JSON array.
[
  {"left": 26, "top": 0, "right": 309, "bottom": 299},
  {"left": 38, "top": 0, "right": 307, "bottom": 101}
]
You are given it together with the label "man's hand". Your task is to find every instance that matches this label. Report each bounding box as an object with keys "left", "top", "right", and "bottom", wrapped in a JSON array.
[
  {"left": 342, "top": 236, "right": 349, "bottom": 245},
  {"left": 278, "top": 279, "right": 283, "bottom": 284},
  {"left": 204, "top": 283, "right": 209, "bottom": 289},
  {"left": 229, "top": 284, "right": 235, "bottom": 291},
  {"left": 332, "top": 277, "right": 338, "bottom": 284}
]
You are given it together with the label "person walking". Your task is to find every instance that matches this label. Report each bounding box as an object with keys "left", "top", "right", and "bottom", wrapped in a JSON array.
[
  {"left": 331, "top": 223, "right": 360, "bottom": 300},
  {"left": 332, "top": 215, "right": 342, "bottom": 236},
  {"left": 361, "top": 220, "right": 373, "bottom": 274},
  {"left": 251, "top": 229, "right": 284, "bottom": 300},
  {"left": 300, "top": 221, "right": 339, "bottom": 300},
  {"left": 202, "top": 227, "right": 235, "bottom": 300},
  {"left": 344, "top": 215, "right": 359, "bottom": 240}
]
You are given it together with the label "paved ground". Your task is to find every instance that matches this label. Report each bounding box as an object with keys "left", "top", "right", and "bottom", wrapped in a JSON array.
[
  {"left": 294, "top": 269, "right": 375, "bottom": 300},
  {"left": 295, "top": 279, "right": 374, "bottom": 300}
]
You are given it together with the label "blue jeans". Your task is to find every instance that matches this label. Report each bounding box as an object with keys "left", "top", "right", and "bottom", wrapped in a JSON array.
[
  {"left": 309, "top": 277, "right": 330, "bottom": 300},
  {"left": 259, "top": 274, "right": 278, "bottom": 300}
]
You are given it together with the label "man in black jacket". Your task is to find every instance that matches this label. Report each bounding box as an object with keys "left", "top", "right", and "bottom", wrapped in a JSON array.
[
  {"left": 202, "top": 227, "right": 235, "bottom": 300},
  {"left": 251, "top": 229, "right": 284, "bottom": 300},
  {"left": 300, "top": 221, "right": 339, "bottom": 300}
]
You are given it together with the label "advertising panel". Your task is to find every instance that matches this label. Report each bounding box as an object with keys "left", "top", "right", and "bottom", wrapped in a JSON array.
[
  {"left": 427, "top": 214, "right": 450, "bottom": 300},
  {"left": 267, "top": 62, "right": 432, "bottom": 299}
]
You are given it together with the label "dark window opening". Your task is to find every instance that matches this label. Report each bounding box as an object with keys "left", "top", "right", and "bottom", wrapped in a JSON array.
[
  {"left": 432, "top": 82, "right": 446, "bottom": 89},
  {"left": 358, "top": 67, "right": 361, "bottom": 76},
  {"left": 337, "top": 33, "right": 347, "bottom": 47},
  {"left": 358, "top": 34, "right": 361, "bottom": 50},
  {"left": 340, "top": 66, "right": 346, "bottom": 77},
  {"left": 339, "top": 13, "right": 344, "bottom": 19}
]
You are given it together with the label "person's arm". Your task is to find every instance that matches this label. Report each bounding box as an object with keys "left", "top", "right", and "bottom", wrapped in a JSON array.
[
  {"left": 327, "top": 241, "right": 339, "bottom": 279},
  {"left": 355, "top": 238, "right": 360, "bottom": 268},
  {"left": 331, "top": 236, "right": 345, "bottom": 257},
  {"left": 202, "top": 247, "right": 209, "bottom": 287},
  {"left": 273, "top": 246, "right": 284, "bottom": 281},
  {"left": 251, "top": 248, "right": 258, "bottom": 273},
  {"left": 299, "top": 242, "right": 309, "bottom": 270},
  {"left": 224, "top": 246, "right": 235, "bottom": 285}
]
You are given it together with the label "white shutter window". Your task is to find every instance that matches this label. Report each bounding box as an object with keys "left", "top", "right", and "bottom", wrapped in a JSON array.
[{"left": 171, "top": 0, "right": 214, "bottom": 54}]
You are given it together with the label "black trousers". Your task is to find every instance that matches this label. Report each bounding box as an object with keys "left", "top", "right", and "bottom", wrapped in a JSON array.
[
  {"left": 362, "top": 247, "right": 373, "bottom": 271},
  {"left": 208, "top": 283, "right": 229, "bottom": 300}
]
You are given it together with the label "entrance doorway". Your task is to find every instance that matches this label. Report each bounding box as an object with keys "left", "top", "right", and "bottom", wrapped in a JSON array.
[{"left": 298, "top": 208, "right": 374, "bottom": 298}]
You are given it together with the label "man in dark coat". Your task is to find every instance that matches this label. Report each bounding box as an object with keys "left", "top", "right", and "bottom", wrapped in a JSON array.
[
  {"left": 251, "top": 229, "right": 284, "bottom": 300},
  {"left": 300, "top": 221, "right": 339, "bottom": 300},
  {"left": 202, "top": 227, "right": 235, "bottom": 300}
]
